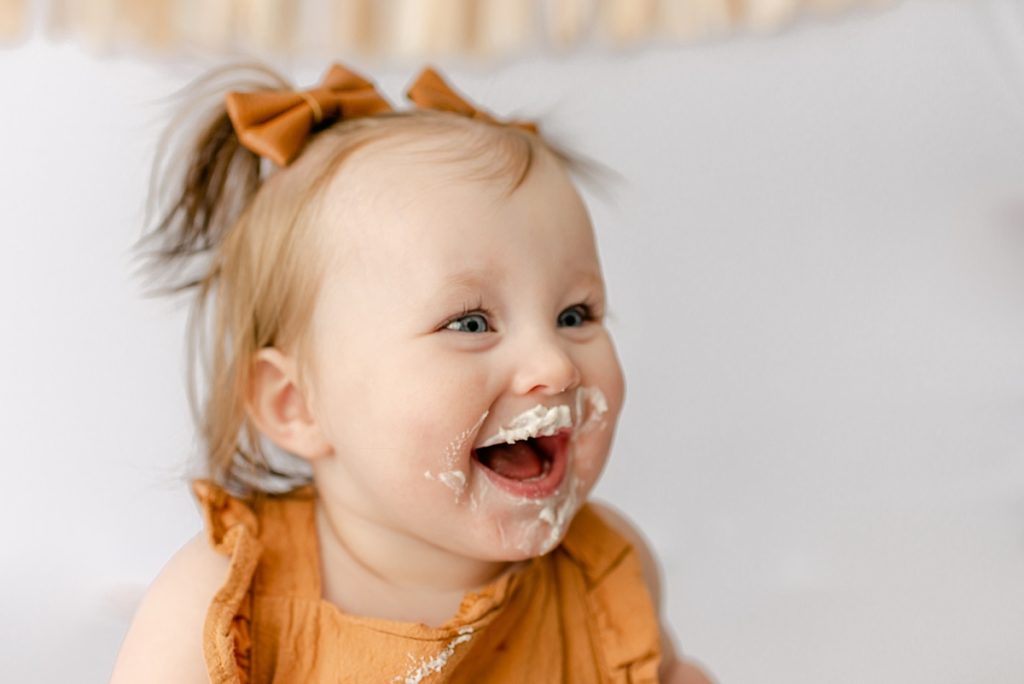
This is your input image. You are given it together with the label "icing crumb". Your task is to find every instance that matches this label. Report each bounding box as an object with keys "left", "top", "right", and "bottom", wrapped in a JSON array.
[
  {"left": 394, "top": 627, "right": 475, "bottom": 683},
  {"left": 438, "top": 470, "right": 466, "bottom": 491}
]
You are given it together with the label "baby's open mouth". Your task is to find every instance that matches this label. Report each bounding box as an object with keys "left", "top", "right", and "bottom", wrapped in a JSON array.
[{"left": 472, "top": 430, "right": 570, "bottom": 498}]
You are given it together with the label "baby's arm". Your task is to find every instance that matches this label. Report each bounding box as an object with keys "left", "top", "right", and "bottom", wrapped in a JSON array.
[
  {"left": 109, "top": 533, "right": 228, "bottom": 683},
  {"left": 591, "top": 502, "right": 716, "bottom": 684}
]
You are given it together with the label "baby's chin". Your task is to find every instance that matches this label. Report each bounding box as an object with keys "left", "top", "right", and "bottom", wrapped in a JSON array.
[
  {"left": 454, "top": 471, "right": 590, "bottom": 561},
  {"left": 455, "top": 527, "right": 573, "bottom": 566}
]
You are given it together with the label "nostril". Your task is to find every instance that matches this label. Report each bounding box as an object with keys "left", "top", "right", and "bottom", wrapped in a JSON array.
[{"left": 559, "top": 367, "right": 582, "bottom": 394}]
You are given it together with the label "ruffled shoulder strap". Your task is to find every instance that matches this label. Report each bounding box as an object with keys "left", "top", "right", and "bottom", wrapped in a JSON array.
[
  {"left": 560, "top": 503, "right": 662, "bottom": 683},
  {"left": 191, "top": 479, "right": 263, "bottom": 684}
]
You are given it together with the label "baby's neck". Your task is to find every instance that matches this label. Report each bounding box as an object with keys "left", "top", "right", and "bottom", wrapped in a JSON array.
[{"left": 313, "top": 496, "right": 515, "bottom": 625}]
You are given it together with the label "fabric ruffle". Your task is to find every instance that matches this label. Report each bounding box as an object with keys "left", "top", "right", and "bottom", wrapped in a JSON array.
[
  {"left": 192, "top": 479, "right": 262, "bottom": 684},
  {"left": 562, "top": 505, "right": 662, "bottom": 682}
]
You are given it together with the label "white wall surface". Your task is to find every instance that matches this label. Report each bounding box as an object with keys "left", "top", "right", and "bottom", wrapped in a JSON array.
[{"left": 2, "top": 1, "right": 1023, "bottom": 681}]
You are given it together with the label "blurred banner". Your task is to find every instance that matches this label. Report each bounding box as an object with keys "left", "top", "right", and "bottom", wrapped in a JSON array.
[{"left": 1, "top": 0, "right": 896, "bottom": 58}]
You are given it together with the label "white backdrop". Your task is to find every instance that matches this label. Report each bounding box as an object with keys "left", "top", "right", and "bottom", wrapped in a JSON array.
[{"left": 2, "top": 1, "right": 1023, "bottom": 682}]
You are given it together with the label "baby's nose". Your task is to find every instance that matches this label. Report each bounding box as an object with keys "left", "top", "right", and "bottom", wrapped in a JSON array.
[{"left": 510, "top": 333, "right": 581, "bottom": 397}]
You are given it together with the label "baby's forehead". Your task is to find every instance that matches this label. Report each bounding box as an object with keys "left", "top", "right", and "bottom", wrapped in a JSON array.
[
  {"left": 327, "top": 137, "right": 471, "bottom": 202},
  {"left": 322, "top": 124, "right": 547, "bottom": 202},
  {"left": 314, "top": 129, "right": 573, "bottom": 232},
  {"left": 314, "top": 142, "right": 499, "bottom": 254},
  {"left": 308, "top": 133, "right": 597, "bottom": 282}
]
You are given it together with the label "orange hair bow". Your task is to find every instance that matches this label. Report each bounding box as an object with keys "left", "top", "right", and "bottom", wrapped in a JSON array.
[
  {"left": 405, "top": 67, "right": 539, "bottom": 135},
  {"left": 225, "top": 64, "right": 393, "bottom": 166},
  {"left": 225, "top": 64, "right": 537, "bottom": 167}
]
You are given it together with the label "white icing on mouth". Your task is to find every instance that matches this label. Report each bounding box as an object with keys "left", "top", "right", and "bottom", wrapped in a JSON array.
[
  {"left": 428, "top": 385, "right": 611, "bottom": 557},
  {"left": 394, "top": 626, "right": 474, "bottom": 683},
  {"left": 478, "top": 404, "right": 572, "bottom": 447}
]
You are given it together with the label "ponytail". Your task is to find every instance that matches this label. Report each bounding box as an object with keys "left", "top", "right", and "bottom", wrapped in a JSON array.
[
  {"left": 133, "top": 63, "right": 314, "bottom": 495},
  {"left": 135, "top": 63, "right": 287, "bottom": 294}
]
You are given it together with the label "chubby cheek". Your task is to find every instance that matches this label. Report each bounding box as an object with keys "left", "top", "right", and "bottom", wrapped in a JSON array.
[
  {"left": 392, "top": 382, "right": 489, "bottom": 493},
  {"left": 399, "top": 363, "right": 494, "bottom": 496},
  {"left": 574, "top": 342, "right": 626, "bottom": 483},
  {"left": 323, "top": 400, "right": 482, "bottom": 522}
]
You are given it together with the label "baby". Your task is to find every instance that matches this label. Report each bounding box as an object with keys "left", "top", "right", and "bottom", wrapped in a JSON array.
[{"left": 111, "top": 63, "right": 714, "bottom": 683}]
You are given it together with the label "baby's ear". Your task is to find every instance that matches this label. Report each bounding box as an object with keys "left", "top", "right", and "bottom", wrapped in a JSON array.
[{"left": 246, "top": 347, "right": 334, "bottom": 460}]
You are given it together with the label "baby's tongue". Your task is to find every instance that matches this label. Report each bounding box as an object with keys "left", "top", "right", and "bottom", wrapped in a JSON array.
[{"left": 479, "top": 441, "right": 544, "bottom": 480}]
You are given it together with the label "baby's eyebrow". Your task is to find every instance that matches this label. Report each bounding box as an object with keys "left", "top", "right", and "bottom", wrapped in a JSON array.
[
  {"left": 439, "top": 268, "right": 499, "bottom": 291},
  {"left": 572, "top": 270, "right": 604, "bottom": 291},
  {"left": 433, "top": 267, "right": 603, "bottom": 295}
]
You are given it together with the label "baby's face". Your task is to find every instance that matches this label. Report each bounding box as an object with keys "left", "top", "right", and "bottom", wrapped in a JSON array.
[{"left": 305, "top": 140, "right": 624, "bottom": 561}]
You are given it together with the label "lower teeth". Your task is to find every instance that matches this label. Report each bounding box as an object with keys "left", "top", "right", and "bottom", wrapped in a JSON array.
[{"left": 522, "top": 458, "right": 552, "bottom": 482}]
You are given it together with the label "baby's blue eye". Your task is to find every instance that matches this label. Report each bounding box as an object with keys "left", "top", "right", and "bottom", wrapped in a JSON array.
[
  {"left": 446, "top": 313, "right": 490, "bottom": 333},
  {"left": 558, "top": 305, "right": 591, "bottom": 328}
]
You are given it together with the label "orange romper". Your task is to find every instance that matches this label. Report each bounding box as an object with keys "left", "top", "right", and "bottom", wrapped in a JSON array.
[{"left": 192, "top": 479, "right": 662, "bottom": 683}]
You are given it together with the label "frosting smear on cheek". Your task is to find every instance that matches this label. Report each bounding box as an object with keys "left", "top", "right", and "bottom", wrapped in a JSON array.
[{"left": 424, "top": 410, "right": 489, "bottom": 502}]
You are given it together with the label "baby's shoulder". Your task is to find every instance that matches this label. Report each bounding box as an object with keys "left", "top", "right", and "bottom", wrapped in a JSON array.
[
  {"left": 110, "top": 532, "right": 228, "bottom": 684},
  {"left": 583, "top": 500, "right": 662, "bottom": 600}
]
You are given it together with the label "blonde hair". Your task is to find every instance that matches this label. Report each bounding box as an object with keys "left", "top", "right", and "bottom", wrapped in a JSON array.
[{"left": 134, "top": 63, "right": 596, "bottom": 495}]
